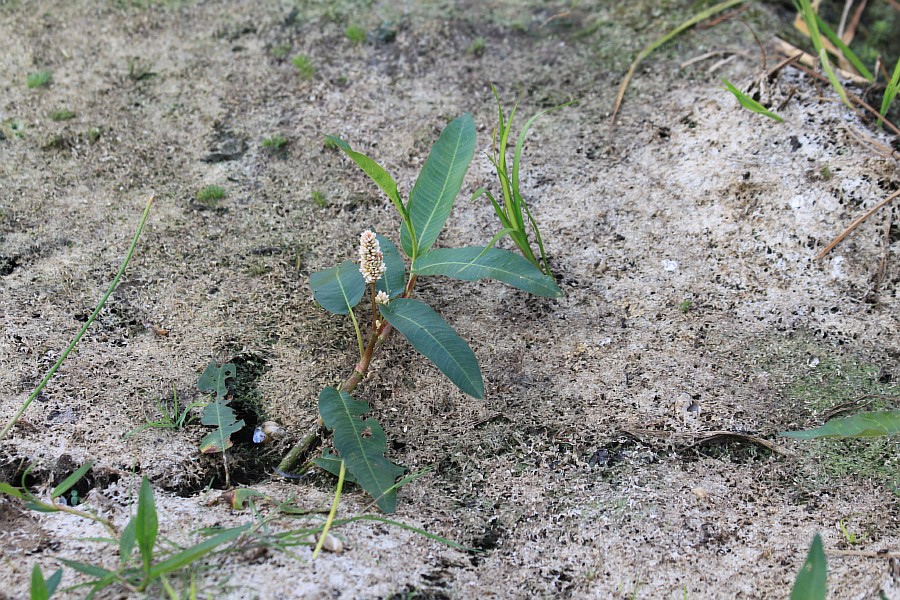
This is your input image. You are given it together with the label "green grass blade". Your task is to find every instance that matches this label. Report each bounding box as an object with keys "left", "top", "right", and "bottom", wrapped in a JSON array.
[
  {"left": 511, "top": 100, "right": 575, "bottom": 201},
  {"left": 148, "top": 525, "right": 249, "bottom": 579},
  {"left": 135, "top": 477, "right": 158, "bottom": 576},
  {"left": 309, "top": 260, "right": 366, "bottom": 315},
  {"left": 779, "top": 410, "right": 900, "bottom": 439},
  {"left": 403, "top": 113, "right": 476, "bottom": 258},
  {"left": 325, "top": 135, "right": 405, "bottom": 218},
  {"left": 0, "top": 196, "right": 153, "bottom": 440},
  {"left": 45, "top": 568, "right": 62, "bottom": 598},
  {"left": 57, "top": 558, "right": 116, "bottom": 580},
  {"left": 413, "top": 247, "right": 561, "bottom": 298},
  {"left": 0, "top": 481, "right": 24, "bottom": 499},
  {"left": 318, "top": 388, "right": 404, "bottom": 513},
  {"left": 30, "top": 564, "right": 48, "bottom": 600},
  {"left": 790, "top": 534, "right": 827, "bottom": 600},
  {"left": 812, "top": 13, "right": 873, "bottom": 81},
  {"left": 379, "top": 299, "right": 484, "bottom": 398},
  {"left": 796, "top": 0, "right": 851, "bottom": 110},
  {"left": 336, "top": 515, "right": 477, "bottom": 553},
  {"left": 119, "top": 516, "right": 137, "bottom": 564},
  {"left": 611, "top": 0, "right": 746, "bottom": 122},
  {"left": 722, "top": 79, "right": 784, "bottom": 122},
  {"left": 878, "top": 56, "right": 900, "bottom": 127},
  {"left": 51, "top": 461, "right": 93, "bottom": 499}
]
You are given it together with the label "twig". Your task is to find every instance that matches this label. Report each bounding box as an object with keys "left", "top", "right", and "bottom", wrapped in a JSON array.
[
  {"left": 830, "top": 549, "right": 900, "bottom": 558},
  {"left": 816, "top": 188, "right": 900, "bottom": 259},
  {"left": 610, "top": 0, "right": 747, "bottom": 125},
  {"left": 789, "top": 62, "right": 900, "bottom": 136}
]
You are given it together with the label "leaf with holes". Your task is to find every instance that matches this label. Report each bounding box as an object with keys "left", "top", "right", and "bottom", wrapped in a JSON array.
[
  {"left": 318, "top": 387, "right": 403, "bottom": 513},
  {"left": 310, "top": 260, "right": 366, "bottom": 315},
  {"left": 380, "top": 298, "right": 483, "bottom": 398},
  {"left": 197, "top": 362, "right": 235, "bottom": 401},
  {"left": 199, "top": 400, "right": 245, "bottom": 453},
  {"left": 414, "top": 247, "right": 561, "bottom": 297}
]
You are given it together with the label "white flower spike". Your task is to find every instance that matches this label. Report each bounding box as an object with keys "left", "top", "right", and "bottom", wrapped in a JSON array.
[{"left": 358, "top": 230, "right": 386, "bottom": 284}]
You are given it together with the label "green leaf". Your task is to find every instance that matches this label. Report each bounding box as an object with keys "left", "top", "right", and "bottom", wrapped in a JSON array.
[
  {"left": 790, "top": 533, "right": 827, "bottom": 600},
  {"left": 309, "top": 260, "right": 366, "bottom": 315},
  {"left": 375, "top": 234, "right": 406, "bottom": 299},
  {"left": 312, "top": 448, "right": 359, "bottom": 484},
  {"left": 400, "top": 113, "right": 476, "bottom": 258},
  {"left": 30, "top": 564, "right": 48, "bottom": 600},
  {"left": 197, "top": 362, "right": 236, "bottom": 401},
  {"left": 324, "top": 135, "right": 405, "bottom": 217},
  {"left": 148, "top": 524, "right": 249, "bottom": 579},
  {"left": 135, "top": 477, "right": 158, "bottom": 576},
  {"left": 45, "top": 568, "right": 62, "bottom": 598},
  {"left": 231, "top": 489, "right": 266, "bottom": 510},
  {"left": 779, "top": 410, "right": 900, "bottom": 439},
  {"left": 199, "top": 401, "right": 245, "bottom": 453},
  {"left": 379, "top": 299, "right": 484, "bottom": 398},
  {"left": 318, "top": 388, "right": 404, "bottom": 513},
  {"left": 58, "top": 558, "right": 115, "bottom": 579},
  {"left": 722, "top": 79, "right": 784, "bottom": 122},
  {"left": 51, "top": 460, "right": 93, "bottom": 499},
  {"left": 119, "top": 516, "right": 137, "bottom": 564},
  {"left": 414, "top": 247, "right": 562, "bottom": 298},
  {"left": 0, "top": 481, "right": 24, "bottom": 499}
]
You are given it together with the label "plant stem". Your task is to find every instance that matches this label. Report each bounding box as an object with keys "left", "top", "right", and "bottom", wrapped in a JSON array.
[
  {"left": 0, "top": 195, "right": 154, "bottom": 441},
  {"left": 277, "top": 274, "right": 418, "bottom": 474},
  {"left": 312, "top": 459, "right": 345, "bottom": 559},
  {"left": 347, "top": 304, "right": 364, "bottom": 359}
]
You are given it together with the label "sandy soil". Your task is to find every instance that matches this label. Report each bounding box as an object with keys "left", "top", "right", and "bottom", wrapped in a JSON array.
[{"left": 1, "top": 1, "right": 899, "bottom": 598}]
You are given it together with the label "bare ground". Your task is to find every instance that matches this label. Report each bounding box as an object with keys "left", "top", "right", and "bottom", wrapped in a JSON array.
[{"left": 1, "top": 1, "right": 899, "bottom": 598}]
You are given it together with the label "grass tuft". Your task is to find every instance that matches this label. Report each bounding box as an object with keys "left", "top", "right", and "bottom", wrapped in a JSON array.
[
  {"left": 345, "top": 26, "right": 366, "bottom": 44},
  {"left": 196, "top": 185, "right": 226, "bottom": 207},
  {"left": 50, "top": 108, "right": 76, "bottom": 122},
  {"left": 292, "top": 55, "right": 315, "bottom": 80},
  {"left": 27, "top": 69, "right": 52, "bottom": 89}
]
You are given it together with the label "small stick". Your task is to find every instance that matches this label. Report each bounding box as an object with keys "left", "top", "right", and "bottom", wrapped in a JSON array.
[
  {"left": 830, "top": 549, "right": 900, "bottom": 558},
  {"left": 816, "top": 189, "right": 900, "bottom": 259}
]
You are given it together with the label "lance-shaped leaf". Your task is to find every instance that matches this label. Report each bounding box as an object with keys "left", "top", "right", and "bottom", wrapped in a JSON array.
[
  {"left": 313, "top": 448, "right": 359, "bottom": 484},
  {"left": 400, "top": 113, "right": 476, "bottom": 258},
  {"left": 148, "top": 525, "right": 249, "bottom": 579},
  {"left": 318, "top": 387, "right": 403, "bottom": 513},
  {"left": 325, "top": 135, "right": 405, "bottom": 217},
  {"left": 379, "top": 299, "right": 483, "bottom": 398},
  {"left": 197, "top": 362, "right": 236, "bottom": 401},
  {"left": 375, "top": 234, "right": 406, "bottom": 299},
  {"left": 790, "top": 534, "right": 827, "bottom": 600},
  {"left": 200, "top": 401, "right": 245, "bottom": 453},
  {"left": 136, "top": 477, "right": 158, "bottom": 577},
  {"left": 779, "top": 410, "right": 900, "bottom": 439},
  {"left": 414, "top": 247, "right": 562, "bottom": 298},
  {"left": 310, "top": 260, "right": 366, "bottom": 315}
]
